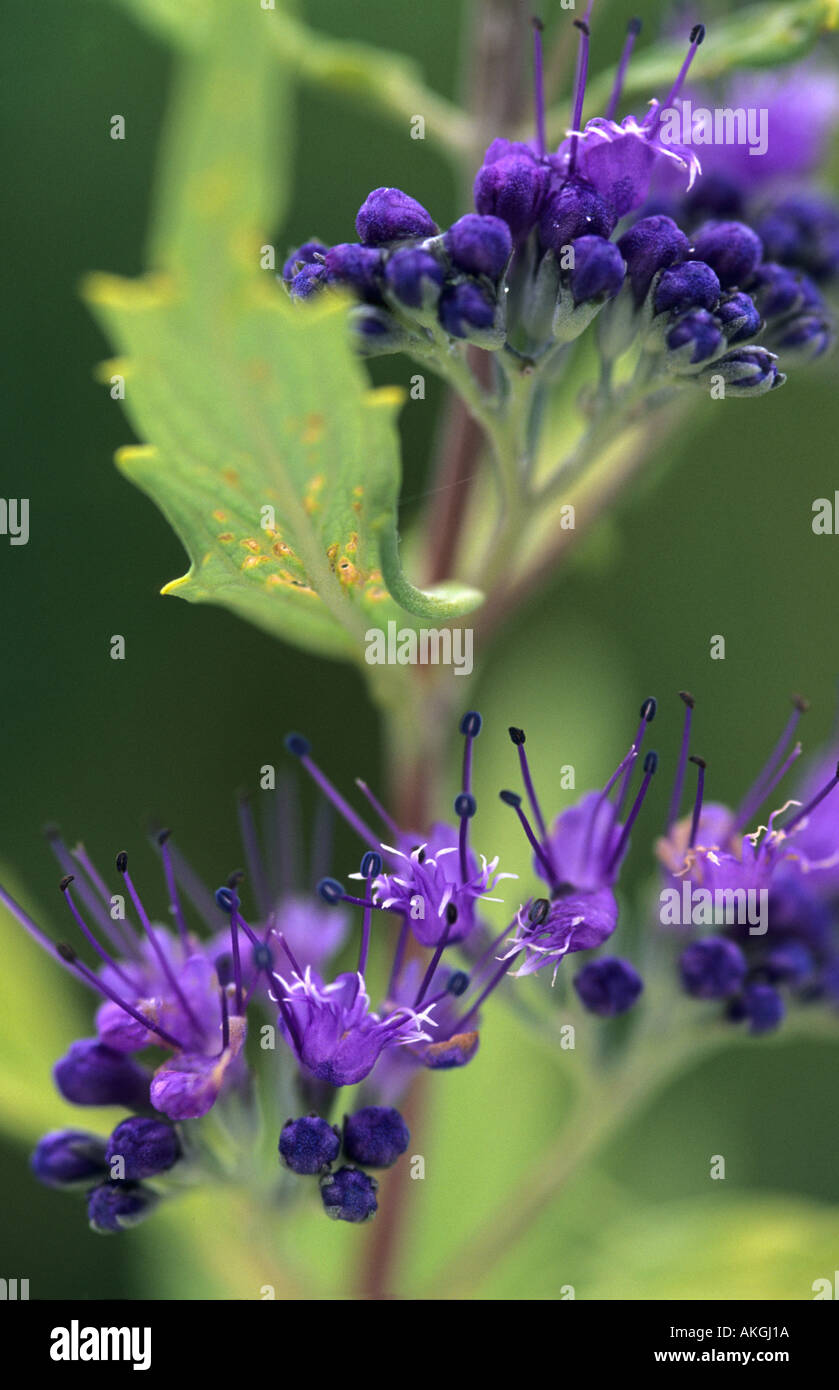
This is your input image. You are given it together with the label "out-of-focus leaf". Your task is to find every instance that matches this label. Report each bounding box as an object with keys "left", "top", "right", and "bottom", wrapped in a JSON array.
[{"left": 546, "top": 0, "right": 839, "bottom": 142}]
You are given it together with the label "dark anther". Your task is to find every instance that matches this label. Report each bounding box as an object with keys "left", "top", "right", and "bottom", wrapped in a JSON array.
[
  {"left": 115, "top": 851, "right": 128, "bottom": 874},
  {"left": 508, "top": 726, "right": 526, "bottom": 745},
  {"left": 59, "top": 874, "right": 75, "bottom": 893}
]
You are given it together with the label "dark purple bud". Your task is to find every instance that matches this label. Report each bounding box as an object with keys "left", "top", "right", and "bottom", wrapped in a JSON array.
[
  {"left": 105, "top": 1117, "right": 180, "bottom": 1180},
  {"left": 356, "top": 187, "right": 437, "bottom": 246},
  {"left": 289, "top": 263, "right": 327, "bottom": 300},
  {"left": 573, "top": 956, "right": 643, "bottom": 1017},
  {"left": 320, "top": 1166, "right": 378, "bottom": 1222},
  {"left": 446, "top": 969, "right": 470, "bottom": 996},
  {"left": 539, "top": 176, "right": 615, "bottom": 256},
  {"left": 715, "top": 291, "right": 762, "bottom": 344},
  {"left": 765, "top": 942, "right": 813, "bottom": 985},
  {"left": 54, "top": 1039, "right": 150, "bottom": 1109},
  {"left": 617, "top": 215, "right": 690, "bottom": 306},
  {"left": 679, "top": 937, "right": 746, "bottom": 999},
  {"left": 323, "top": 243, "right": 383, "bottom": 303},
  {"left": 731, "top": 983, "right": 785, "bottom": 1035},
  {"left": 282, "top": 240, "right": 327, "bottom": 283},
  {"left": 748, "top": 262, "right": 809, "bottom": 321},
  {"left": 685, "top": 171, "right": 743, "bottom": 221},
  {"left": 755, "top": 194, "right": 839, "bottom": 280},
  {"left": 30, "top": 1130, "right": 108, "bottom": 1189},
  {"left": 444, "top": 214, "right": 512, "bottom": 279},
  {"left": 350, "top": 306, "right": 406, "bottom": 355},
  {"left": 773, "top": 313, "right": 834, "bottom": 360},
  {"left": 279, "top": 1115, "right": 341, "bottom": 1175},
  {"left": 342, "top": 1105, "right": 410, "bottom": 1168},
  {"left": 438, "top": 281, "right": 496, "bottom": 339},
  {"left": 689, "top": 221, "right": 764, "bottom": 289},
  {"left": 87, "top": 1181, "right": 158, "bottom": 1233},
  {"left": 473, "top": 152, "right": 549, "bottom": 242},
  {"left": 569, "top": 235, "right": 625, "bottom": 305},
  {"left": 701, "top": 346, "right": 785, "bottom": 394},
  {"left": 383, "top": 247, "right": 444, "bottom": 308},
  {"left": 666, "top": 308, "right": 724, "bottom": 364},
  {"left": 654, "top": 261, "right": 721, "bottom": 316}
]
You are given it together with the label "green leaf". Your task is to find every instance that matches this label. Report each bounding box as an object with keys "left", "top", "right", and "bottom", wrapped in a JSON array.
[
  {"left": 87, "top": 0, "right": 480, "bottom": 669},
  {"left": 545, "top": 0, "right": 839, "bottom": 143}
]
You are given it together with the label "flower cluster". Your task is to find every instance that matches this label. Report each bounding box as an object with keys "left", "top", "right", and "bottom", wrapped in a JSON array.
[
  {"left": 657, "top": 692, "right": 839, "bottom": 1034},
  {"left": 281, "top": 13, "right": 835, "bottom": 396},
  {"left": 5, "top": 704, "right": 656, "bottom": 1229}
]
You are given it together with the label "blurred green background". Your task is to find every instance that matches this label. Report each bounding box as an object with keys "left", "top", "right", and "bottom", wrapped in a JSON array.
[{"left": 2, "top": 0, "right": 839, "bottom": 1299}]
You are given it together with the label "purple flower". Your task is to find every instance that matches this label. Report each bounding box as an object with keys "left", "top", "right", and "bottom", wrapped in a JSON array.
[
  {"left": 87, "top": 1181, "right": 158, "bottom": 1233},
  {"left": 289, "top": 263, "right": 327, "bottom": 300},
  {"left": 654, "top": 261, "right": 721, "bottom": 315},
  {"left": 279, "top": 1115, "right": 341, "bottom": 1175},
  {"left": 342, "top": 1105, "right": 410, "bottom": 1168},
  {"left": 271, "top": 967, "right": 435, "bottom": 1087},
  {"left": 282, "top": 240, "right": 327, "bottom": 283},
  {"left": 438, "top": 281, "right": 497, "bottom": 340},
  {"left": 666, "top": 308, "right": 724, "bottom": 365},
  {"left": 323, "top": 243, "right": 384, "bottom": 302},
  {"left": 105, "top": 1117, "right": 180, "bottom": 1179},
  {"left": 568, "top": 235, "right": 625, "bottom": 305},
  {"left": 679, "top": 937, "right": 747, "bottom": 999},
  {"left": 383, "top": 247, "right": 444, "bottom": 308}
]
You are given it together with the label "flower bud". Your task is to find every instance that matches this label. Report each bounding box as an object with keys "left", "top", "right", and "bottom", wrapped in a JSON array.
[
  {"left": 729, "top": 983, "right": 785, "bottom": 1035},
  {"left": 473, "top": 152, "right": 549, "bottom": 243},
  {"left": 679, "top": 937, "right": 746, "bottom": 999},
  {"left": 654, "top": 261, "right": 721, "bottom": 316},
  {"left": 53, "top": 1039, "right": 150, "bottom": 1109},
  {"left": 699, "top": 346, "right": 785, "bottom": 395},
  {"left": 279, "top": 1115, "right": 340, "bottom": 1175},
  {"left": 383, "top": 247, "right": 444, "bottom": 309},
  {"left": 539, "top": 176, "right": 614, "bottom": 256},
  {"left": 282, "top": 240, "right": 327, "bottom": 283},
  {"left": 356, "top": 187, "right": 437, "bottom": 246},
  {"left": 444, "top": 214, "right": 512, "bottom": 279},
  {"left": 320, "top": 1166, "right": 378, "bottom": 1222},
  {"left": 666, "top": 308, "right": 724, "bottom": 367},
  {"left": 568, "top": 235, "right": 625, "bottom": 305},
  {"left": 323, "top": 244, "right": 383, "bottom": 302},
  {"left": 342, "top": 1105, "right": 410, "bottom": 1168},
  {"left": 106, "top": 1116, "right": 180, "bottom": 1180},
  {"left": 288, "top": 264, "right": 327, "bottom": 300},
  {"left": 617, "top": 215, "right": 691, "bottom": 306},
  {"left": 87, "top": 1181, "right": 158, "bottom": 1234},
  {"left": 573, "top": 957, "right": 643, "bottom": 1017},
  {"left": 772, "top": 313, "right": 834, "bottom": 361},
  {"left": 30, "top": 1129, "right": 108, "bottom": 1189},
  {"left": 438, "top": 281, "right": 501, "bottom": 344},
  {"left": 715, "top": 291, "right": 762, "bottom": 344},
  {"left": 689, "top": 221, "right": 763, "bottom": 289}
]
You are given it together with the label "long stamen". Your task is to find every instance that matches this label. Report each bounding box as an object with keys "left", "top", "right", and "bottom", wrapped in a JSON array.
[
  {"left": 48, "top": 831, "right": 140, "bottom": 960},
  {"left": 388, "top": 918, "right": 410, "bottom": 997},
  {"left": 118, "top": 853, "right": 205, "bottom": 1034},
  {"left": 733, "top": 695, "right": 808, "bottom": 830},
  {"left": 455, "top": 792, "right": 477, "bottom": 884},
  {"left": 604, "top": 16, "right": 641, "bottom": 121},
  {"left": 667, "top": 691, "right": 695, "bottom": 829},
  {"left": 60, "top": 876, "right": 136, "bottom": 988},
  {"left": 355, "top": 779, "right": 399, "bottom": 837},
  {"left": 688, "top": 755, "right": 706, "bottom": 849},
  {"left": 155, "top": 830, "right": 190, "bottom": 952},
  {"left": 508, "top": 727, "right": 549, "bottom": 840},
  {"left": 285, "top": 734, "right": 379, "bottom": 849},
  {"left": 358, "top": 851, "right": 381, "bottom": 976},
  {"left": 499, "top": 790, "right": 556, "bottom": 884},
  {"left": 229, "top": 893, "right": 244, "bottom": 1013},
  {"left": 532, "top": 16, "right": 547, "bottom": 156},
  {"left": 458, "top": 949, "right": 522, "bottom": 1030},
  {"left": 0, "top": 883, "right": 103, "bottom": 990},
  {"left": 237, "top": 794, "right": 270, "bottom": 920},
  {"left": 646, "top": 23, "right": 706, "bottom": 134},
  {"left": 583, "top": 743, "right": 638, "bottom": 865},
  {"left": 157, "top": 833, "right": 227, "bottom": 929},
  {"left": 615, "top": 697, "right": 657, "bottom": 820},
  {"left": 415, "top": 902, "right": 459, "bottom": 1007},
  {"left": 460, "top": 710, "right": 482, "bottom": 796},
  {"left": 219, "top": 983, "right": 230, "bottom": 1052},
  {"left": 55, "top": 941, "right": 186, "bottom": 1050},
  {"left": 780, "top": 761, "right": 839, "bottom": 835},
  {"left": 605, "top": 751, "right": 658, "bottom": 875},
  {"left": 568, "top": 2, "right": 595, "bottom": 171}
]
